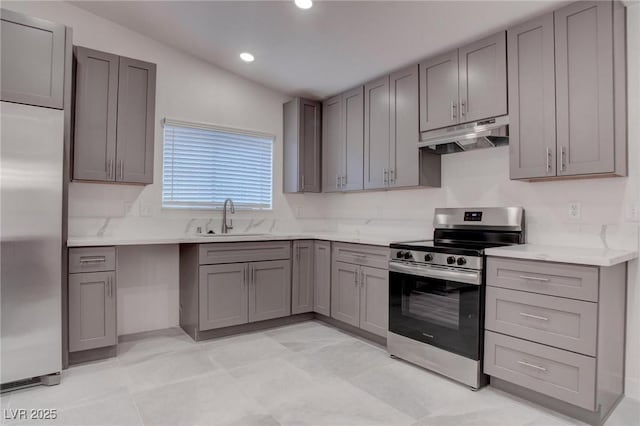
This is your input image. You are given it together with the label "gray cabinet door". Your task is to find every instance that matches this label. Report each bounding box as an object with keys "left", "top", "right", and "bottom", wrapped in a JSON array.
[
  {"left": 419, "top": 50, "right": 458, "bottom": 131},
  {"left": 313, "top": 241, "right": 331, "bottom": 317},
  {"left": 342, "top": 86, "right": 364, "bottom": 191},
  {"left": 322, "top": 95, "right": 343, "bottom": 192},
  {"left": 364, "top": 76, "right": 390, "bottom": 190},
  {"left": 116, "top": 56, "right": 156, "bottom": 184},
  {"left": 555, "top": 1, "right": 614, "bottom": 176},
  {"left": 1, "top": 9, "right": 65, "bottom": 109},
  {"left": 249, "top": 260, "right": 291, "bottom": 322},
  {"left": 292, "top": 241, "right": 314, "bottom": 314},
  {"left": 199, "top": 263, "right": 248, "bottom": 331},
  {"left": 389, "top": 65, "right": 419, "bottom": 188},
  {"left": 458, "top": 32, "right": 507, "bottom": 123},
  {"left": 69, "top": 271, "right": 116, "bottom": 352},
  {"left": 508, "top": 14, "right": 557, "bottom": 180},
  {"left": 300, "top": 98, "right": 322, "bottom": 192},
  {"left": 359, "top": 266, "right": 388, "bottom": 337},
  {"left": 331, "top": 261, "right": 360, "bottom": 328},
  {"left": 73, "top": 47, "right": 119, "bottom": 182},
  {"left": 283, "top": 99, "right": 301, "bottom": 193}
]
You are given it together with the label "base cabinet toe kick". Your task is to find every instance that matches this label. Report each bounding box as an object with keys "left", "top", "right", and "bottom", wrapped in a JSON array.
[{"left": 484, "top": 256, "right": 628, "bottom": 426}]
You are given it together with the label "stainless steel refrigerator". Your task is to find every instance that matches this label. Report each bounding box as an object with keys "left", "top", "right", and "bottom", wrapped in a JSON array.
[{"left": 1, "top": 100, "right": 64, "bottom": 386}]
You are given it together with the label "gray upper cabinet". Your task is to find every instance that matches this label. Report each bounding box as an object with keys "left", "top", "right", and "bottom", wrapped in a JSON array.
[
  {"left": 331, "top": 261, "right": 360, "bottom": 328},
  {"left": 116, "top": 57, "right": 156, "bottom": 184},
  {"left": 359, "top": 266, "right": 388, "bottom": 338},
  {"left": 322, "top": 95, "right": 342, "bottom": 192},
  {"left": 1, "top": 9, "right": 66, "bottom": 109},
  {"left": 508, "top": 13, "right": 557, "bottom": 179},
  {"left": 292, "top": 240, "right": 314, "bottom": 314},
  {"left": 249, "top": 260, "right": 291, "bottom": 322},
  {"left": 73, "top": 46, "right": 156, "bottom": 184},
  {"left": 555, "top": 1, "right": 618, "bottom": 177},
  {"left": 284, "top": 98, "right": 322, "bottom": 193},
  {"left": 68, "top": 271, "right": 116, "bottom": 352},
  {"left": 322, "top": 87, "right": 364, "bottom": 192},
  {"left": 73, "top": 47, "right": 119, "bottom": 182},
  {"left": 419, "top": 50, "right": 458, "bottom": 132},
  {"left": 199, "top": 263, "right": 248, "bottom": 331},
  {"left": 364, "top": 75, "right": 390, "bottom": 190},
  {"left": 389, "top": 65, "right": 420, "bottom": 188},
  {"left": 458, "top": 32, "right": 507, "bottom": 123},
  {"left": 509, "top": 1, "right": 626, "bottom": 180},
  {"left": 313, "top": 241, "right": 331, "bottom": 317}
]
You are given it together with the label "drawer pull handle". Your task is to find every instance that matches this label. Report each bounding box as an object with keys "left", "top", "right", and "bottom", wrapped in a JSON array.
[
  {"left": 519, "top": 312, "right": 549, "bottom": 321},
  {"left": 519, "top": 275, "right": 550, "bottom": 282},
  {"left": 79, "top": 256, "right": 106, "bottom": 264},
  {"left": 518, "top": 360, "right": 548, "bottom": 372}
]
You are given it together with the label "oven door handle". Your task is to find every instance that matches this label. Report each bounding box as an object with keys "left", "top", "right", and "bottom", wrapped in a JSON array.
[{"left": 389, "top": 262, "right": 481, "bottom": 286}]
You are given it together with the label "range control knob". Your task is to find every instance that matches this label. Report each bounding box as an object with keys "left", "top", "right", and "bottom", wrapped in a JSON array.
[
  {"left": 424, "top": 253, "right": 433, "bottom": 262},
  {"left": 396, "top": 251, "right": 405, "bottom": 259},
  {"left": 446, "top": 256, "right": 456, "bottom": 265},
  {"left": 457, "top": 257, "right": 467, "bottom": 266},
  {"left": 403, "top": 252, "right": 413, "bottom": 260}
]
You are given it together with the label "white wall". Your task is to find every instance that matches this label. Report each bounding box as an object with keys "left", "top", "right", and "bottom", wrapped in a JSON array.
[{"left": 5, "top": 0, "right": 639, "bottom": 400}]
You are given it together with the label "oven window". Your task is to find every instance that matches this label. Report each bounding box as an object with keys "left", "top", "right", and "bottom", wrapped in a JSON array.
[{"left": 405, "top": 287, "right": 460, "bottom": 329}]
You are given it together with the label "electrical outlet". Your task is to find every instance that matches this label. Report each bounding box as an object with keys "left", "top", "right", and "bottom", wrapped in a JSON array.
[
  {"left": 568, "top": 202, "right": 581, "bottom": 220},
  {"left": 626, "top": 201, "right": 640, "bottom": 222},
  {"left": 139, "top": 202, "right": 152, "bottom": 217},
  {"left": 295, "top": 206, "right": 303, "bottom": 218}
]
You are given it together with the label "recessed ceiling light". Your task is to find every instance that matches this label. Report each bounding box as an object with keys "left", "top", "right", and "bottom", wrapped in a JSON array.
[
  {"left": 295, "top": 0, "right": 313, "bottom": 10},
  {"left": 239, "top": 52, "right": 255, "bottom": 63}
]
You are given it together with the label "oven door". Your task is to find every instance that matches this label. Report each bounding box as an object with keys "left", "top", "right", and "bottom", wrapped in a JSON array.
[{"left": 388, "top": 262, "right": 482, "bottom": 360}]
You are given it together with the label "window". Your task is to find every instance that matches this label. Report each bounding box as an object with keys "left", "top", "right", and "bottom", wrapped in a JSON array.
[{"left": 162, "top": 119, "right": 273, "bottom": 210}]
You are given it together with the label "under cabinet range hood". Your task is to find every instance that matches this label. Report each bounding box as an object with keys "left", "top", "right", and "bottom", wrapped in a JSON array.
[{"left": 418, "top": 115, "right": 509, "bottom": 154}]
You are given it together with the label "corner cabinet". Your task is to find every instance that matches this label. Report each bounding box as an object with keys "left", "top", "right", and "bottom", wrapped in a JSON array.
[
  {"left": 322, "top": 87, "right": 364, "bottom": 192},
  {"left": 283, "top": 98, "right": 322, "bottom": 193},
  {"left": 509, "top": 1, "right": 627, "bottom": 180},
  {"left": 1, "top": 9, "right": 67, "bottom": 109},
  {"left": 419, "top": 32, "right": 507, "bottom": 132},
  {"left": 73, "top": 46, "right": 156, "bottom": 184}
]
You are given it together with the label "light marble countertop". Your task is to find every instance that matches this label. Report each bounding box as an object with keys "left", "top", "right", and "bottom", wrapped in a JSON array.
[
  {"left": 485, "top": 244, "right": 637, "bottom": 267},
  {"left": 66, "top": 232, "right": 415, "bottom": 248}
]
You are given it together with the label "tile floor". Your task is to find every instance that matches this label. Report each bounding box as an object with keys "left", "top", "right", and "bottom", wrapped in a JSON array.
[{"left": 1, "top": 321, "right": 638, "bottom": 426}]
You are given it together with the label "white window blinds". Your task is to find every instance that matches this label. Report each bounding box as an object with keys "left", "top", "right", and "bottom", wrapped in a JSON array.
[{"left": 162, "top": 119, "right": 273, "bottom": 210}]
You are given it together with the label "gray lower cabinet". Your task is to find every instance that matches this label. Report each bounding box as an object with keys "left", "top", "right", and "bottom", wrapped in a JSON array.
[
  {"left": 322, "top": 87, "right": 364, "bottom": 192},
  {"left": 292, "top": 240, "right": 314, "bottom": 314},
  {"left": 249, "top": 260, "right": 291, "bottom": 322},
  {"left": 68, "top": 271, "right": 116, "bottom": 352},
  {"left": 484, "top": 256, "right": 627, "bottom": 424},
  {"left": 313, "top": 241, "right": 331, "bottom": 316},
  {"left": 284, "top": 98, "right": 322, "bottom": 193},
  {"left": 199, "top": 263, "right": 248, "bottom": 330},
  {"left": 73, "top": 46, "right": 156, "bottom": 184},
  {"left": 510, "top": 1, "right": 627, "bottom": 180},
  {"left": 331, "top": 243, "right": 389, "bottom": 338},
  {"left": 1, "top": 9, "right": 67, "bottom": 109},
  {"left": 180, "top": 242, "right": 292, "bottom": 339}
]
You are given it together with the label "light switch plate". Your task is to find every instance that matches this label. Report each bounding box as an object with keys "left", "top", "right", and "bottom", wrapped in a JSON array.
[{"left": 626, "top": 201, "right": 640, "bottom": 222}]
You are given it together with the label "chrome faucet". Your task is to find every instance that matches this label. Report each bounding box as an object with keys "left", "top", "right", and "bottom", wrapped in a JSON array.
[{"left": 221, "top": 198, "right": 235, "bottom": 234}]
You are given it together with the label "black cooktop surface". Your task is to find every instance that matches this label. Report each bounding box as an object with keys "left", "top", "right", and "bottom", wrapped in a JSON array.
[{"left": 389, "top": 239, "right": 516, "bottom": 256}]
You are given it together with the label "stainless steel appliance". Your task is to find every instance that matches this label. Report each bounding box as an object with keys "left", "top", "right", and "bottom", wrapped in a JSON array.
[
  {"left": 388, "top": 207, "right": 524, "bottom": 389},
  {"left": 1, "top": 101, "right": 64, "bottom": 388}
]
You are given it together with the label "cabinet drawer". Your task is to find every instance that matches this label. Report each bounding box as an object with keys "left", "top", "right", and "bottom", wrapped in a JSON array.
[
  {"left": 487, "top": 257, "right": 598, "bottom": 302},
  {"left": 69, "top": 247, "right": 116, "bottom": 273},
  {"left": 484, "top": 331, "right": 596, "bottom": 410},
  {"left": 486, "top": 287, "right": 597, "bottom": 356},
  {"left": 332, "top": 242, "right": 389, "bottom": 269},
  {"left": 199, "top": 241, "right": 290, "bottom": 265}
]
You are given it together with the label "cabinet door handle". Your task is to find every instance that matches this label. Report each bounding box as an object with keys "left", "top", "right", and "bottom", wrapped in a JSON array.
[
  {"left": 341, "top": 175, "right": 346, "bottom": 187},
  {"left": 117, "top": 160, "right": 124, "bottom": 180},
  {"left": 251, "top": 265, "right": 254, "bottom": 286},
  {"left": 546, "top": 148, "right": 552, "bottom": 173},
  {"left": 460, "top": 99, "right": 467, "bottom": 117},
  {"left": 243, "top": 268, "right": 246, "bottom": 287},
  {"left": 519, "top": 312, "right": 549, "bottom": 321},
  {"left": 79, "top": 256, "right": 106, "bottom": 264},
  {"left": 301, "top": 174, "right": 305, "bottom": 190},
  {"left": 450, "top": 101, "right": 457, "bottom": 121},
  {"left": 383, "top": 169, "right": 388, "bottom": 184},
  {"left": 336, "top": 174, "right": 340, "bottom": 189},
  {"left": 519, "top": 275, "right": 550, "bottom": 283},
  {"left": 518, "top": 360, "right": 547, "bottom": 372},
  {"left": 389, "top": 169, "right": 395, "bottom": 184},
  {"left": 560, "top": 146, "right": 567, "bottom": 172},
  {"left": 354, "top": 269, "right": 358, "bottom": 287}
]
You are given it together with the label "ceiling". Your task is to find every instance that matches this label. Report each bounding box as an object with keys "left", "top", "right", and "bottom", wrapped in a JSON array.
[{"left": 72, "top": 1, "right": 567, "bottom": 99}]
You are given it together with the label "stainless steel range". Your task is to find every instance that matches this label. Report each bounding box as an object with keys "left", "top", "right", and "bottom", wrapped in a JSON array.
[{"left": 388, "top": 207, "right": 525, "bottom": 389}]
